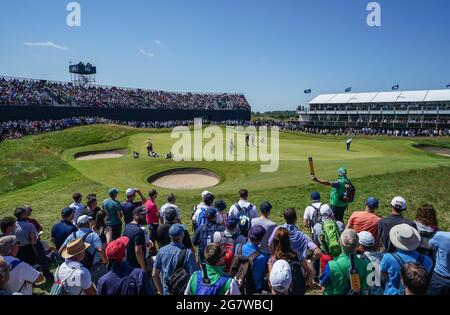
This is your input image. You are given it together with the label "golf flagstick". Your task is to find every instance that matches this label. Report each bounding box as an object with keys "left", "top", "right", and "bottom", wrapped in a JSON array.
[{"left": 308, "top": 157, "right": 315, "bottom": 176}]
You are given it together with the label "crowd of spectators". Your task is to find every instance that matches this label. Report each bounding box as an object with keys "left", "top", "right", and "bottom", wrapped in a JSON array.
[
  {"left": 0, "top": 77, "right": 250, "bottom": 110},
  {"left": 1, "top": 174, "right": 449, "bottom": 296},
  {"left": 1, "top": 117, "right": 449, "bottom": 142}
]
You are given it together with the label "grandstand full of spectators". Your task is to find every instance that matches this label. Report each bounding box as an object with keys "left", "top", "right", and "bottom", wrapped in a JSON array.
[{"left": 0, "top": 76, "right": 251, "bottom": 111}]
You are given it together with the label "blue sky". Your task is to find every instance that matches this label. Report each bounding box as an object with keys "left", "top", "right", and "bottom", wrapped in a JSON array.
[{"left": 1, "top": 0, "right": 450, "bottom": 111}]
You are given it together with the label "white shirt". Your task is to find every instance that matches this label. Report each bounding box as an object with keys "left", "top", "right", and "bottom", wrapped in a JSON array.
[
  {"left": 57, "top": 260, "right": 93, "bottom": 295},
  {"left": 4, "top": 256, "right": 40, "bottom": 295},
  {"left": 228, "top": 200, "right": 259, "bottom": 219},
  {"left": 69, "top": 202, "right": 85, "bottom": 223},
  {"left": 347, "top": 138, "right": 353, "bottom": 144},
  {"left": 303, "top": 202, "right": 323, "bottom": 221},
  {"left": 192, "top": 204, "right": 224, "bottom": 225},
  {"left": 160, "top": 203, "right": 181, "bottom": 223}
]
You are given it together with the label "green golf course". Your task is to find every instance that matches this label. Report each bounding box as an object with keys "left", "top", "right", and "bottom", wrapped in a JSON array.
[{"left": 1, "top": 124, "right": 449, "bottom": 234}]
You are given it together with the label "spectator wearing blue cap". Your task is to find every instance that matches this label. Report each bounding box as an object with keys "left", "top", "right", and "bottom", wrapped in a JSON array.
[
  {"left": 51, "top": 208, "right": 77, "bottom": 253},
  {"left": 303, "top": 191, "right": 324, "bottom": 232},
  {"left": 251, "top": 202, "right": 277, "bottom": 255},
  {"left": 235, "top": 225, "right": 269, "bottom": 293},
  {"left": 192, "top": 207, "right": 225, "bottom": 264},
  {"left": 347, "top": 197, "right": 382, "bottom": 243},
  {"left": 153, "top": 224, "right": 198, "bottom": 295},
  {"left": 102, "top": 188, "right": 123, "bottom": 240}
]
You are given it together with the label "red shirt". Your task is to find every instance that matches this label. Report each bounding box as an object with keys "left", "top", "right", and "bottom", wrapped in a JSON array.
[
  {"left": 145, "top": 199, "right": 159, "bottom": 225},
  {"left": 347, "top": 211, "right": 382, "bottom": 238}
]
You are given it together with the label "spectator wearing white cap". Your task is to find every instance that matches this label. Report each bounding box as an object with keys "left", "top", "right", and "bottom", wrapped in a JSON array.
[
  {"left": 59, "top": 215, "right": 107, "bottom": 285},
  {"left": 121, "top": 188, "right": 147, "bottom": 225},
  {"left": 357, "top": 231, "right": 385, "bottom": 295},
  {"left": 192, "top": 191, "right": 223, "bottom": 231},
  {"left": 380, "top": 224, "right": 433, "bottom": 295},
  {"left": 0, "top": 235, "right": 44, "bottom": 295},
  {"left": 378, "top": 197, "right": 417, "bottom": 253},
  {"left": 269, "top": 260, "right": 292, "bottom": 295}
]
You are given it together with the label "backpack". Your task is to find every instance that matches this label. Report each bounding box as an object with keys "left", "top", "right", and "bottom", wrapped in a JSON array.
[
  {"left": 72, "top": 231, "right": 95, "bottom": 269},
  {"left": 198, "top": 224, "right": 221, "bottom": 261},
  {"left": 289, "top": 257, "right": 306, "bottom": 295},
  {"left": 320, "top": 220, "right": 342, "bottom": 258},
  {"left": 229, "top": 244, "right": 260, "bottom": 295},
  {"left": 310, "top": 203, "right": 324, "bottom": 229},
  {"left": 50, "top": 266, "right": 80, "bottom": 295},
  {"left": 168, "top": 249, "right": 190, "bottom": 295},
  {"left": 234, "top": 203, "right": 253, "bottom": 237},
  {"left": 339, "top": 178, "right": 356, "bottom": 203},
  {"left": 196, "top": 207, "right": 208, "bottom": 227},
  {"left": 118, "top": 272, "right": 140, "bottom": 295},
  {"left": 391, "top": 252, "right": 425, "bottom": 295},
  {"left": 219, "top": 232, "right": 240, "bottom": 273},
  {"left": 195, "top": 263, "right": 230, "bottom": 295}
]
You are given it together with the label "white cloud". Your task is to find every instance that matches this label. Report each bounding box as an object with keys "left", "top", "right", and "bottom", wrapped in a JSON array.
[
  {"left": 23, "top": 41, "right": 69, "bottom": 51},
  {"left": 153, "top": 40, "right": 161, "bottom": 45},
  {"left": 139, "top": 48, "right": 154, "bottom": 57}
]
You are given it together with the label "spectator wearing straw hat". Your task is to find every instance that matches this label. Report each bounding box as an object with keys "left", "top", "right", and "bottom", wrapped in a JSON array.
[
  {"left": 97, "top": 237, "right": 154, "bottom": 295},
  {"left": 55, "top": 238, "right": 96, "bottom": 295},
  {"left": 380, "top": 224, "right": 433, "bottom": 295},
  {"left": 378, "top": 197, "right": 417, "bottom": 253}
]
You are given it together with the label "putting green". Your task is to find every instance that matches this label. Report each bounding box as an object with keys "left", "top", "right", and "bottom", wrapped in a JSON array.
[{"left": 64, "top": 128, "right": 449, "bottom": 196}]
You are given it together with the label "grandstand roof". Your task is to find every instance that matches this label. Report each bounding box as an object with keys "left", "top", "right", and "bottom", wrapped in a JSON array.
[{"left": 309, "top": 89, "right": 450, "bottom": 104}]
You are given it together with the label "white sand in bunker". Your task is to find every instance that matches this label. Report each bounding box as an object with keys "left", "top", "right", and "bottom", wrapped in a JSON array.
[
  {"left": 149, "top": 169, "right": 220, "bottom": 189},
  {"left": 420, "top": 146, "right": 450, "bottom": 157},
  {"left": 75, "top": 149, "right": 127, "bottom": 161}
]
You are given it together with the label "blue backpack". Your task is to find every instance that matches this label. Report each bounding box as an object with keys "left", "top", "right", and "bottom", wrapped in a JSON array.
[
  {"left": 198, "top": 224, "right": 224, "bottom": 261},
  {"left": 234, "top": 203, "right": 253, "bottom": 237},
  {"left": 196, "top": 207, "right": 208, "bottom": 227},
  {"left": 195, "top": 264, "right": 230, "bottom": 295}
]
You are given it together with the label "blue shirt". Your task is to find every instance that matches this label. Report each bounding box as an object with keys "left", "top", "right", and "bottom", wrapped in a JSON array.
[
  {"left": 429, "top": 231, "right": 450, "bottom": 277},
  {"left": 154, "top": 242, "right": 198, "bottom": 295},
  {"left": 62, "top": 228, "right": 103, "bottom": 265},
  {"left": 235, "top": 242, "right": 269, "bottom": 291},
  {"left": 380, "top": 250, "right": 433, "bottom": 295},
  {"left": 51, "top": 220, "right": 77, "bottom": 250},
  {"left": 121, "top": 201, "right": 142, "bottom": 225},
  {"left": 97, "top": 261, "right": 153, "bottom": 295}
]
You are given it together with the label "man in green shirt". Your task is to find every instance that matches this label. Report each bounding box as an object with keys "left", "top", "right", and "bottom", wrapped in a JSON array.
[
  {"left": 184, "top": 243, "right": 241, "bottom": 295},
  {"left": 311, "top": 167, "right": 352, "bottom": 221},
  {"left": 319, "top": 229, "right": 369, "bottom": 295},
  {"left": 102, "top": 188, "right": 123, "bottom": 240}
]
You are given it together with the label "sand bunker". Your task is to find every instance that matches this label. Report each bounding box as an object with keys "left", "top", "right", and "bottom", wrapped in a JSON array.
[
  {"left": 75, "top": 149, "right": 128, "bottom": 161},
  {"left": 148, "top": 168, "right": 220, "bottom": 189},
  {"left": 419, "top": 146, "right": 450, "bottom": 157}
]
